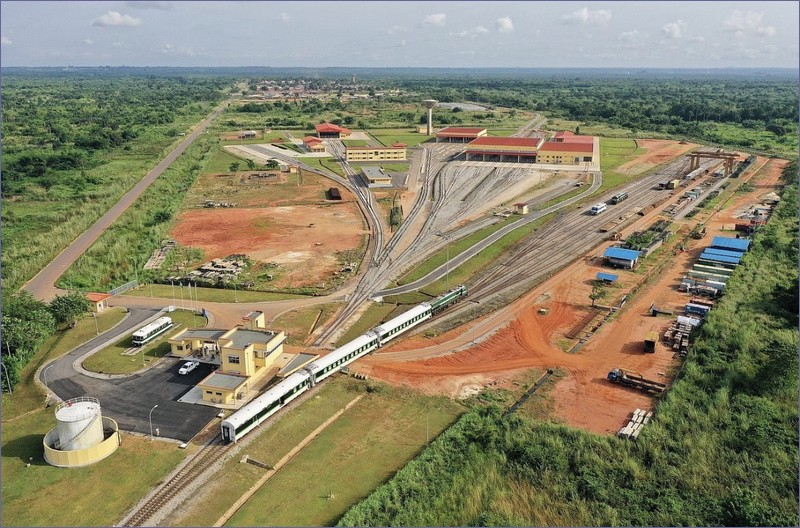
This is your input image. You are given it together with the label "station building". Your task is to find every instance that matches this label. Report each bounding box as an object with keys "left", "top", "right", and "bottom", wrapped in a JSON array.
[
  {"left": 436, "top": 127, "right": 488, "bottom": 143},
  {"left": 360, "top": 166, "right": 393, "bottom": 188},
  {"left": 85, "top": 292, "right": 112, "bottom": 313},
  {"left": 315, "top": 123, "right": 351, "bottom": 139},
  {"left": 537, "top": 141, "right": 594, "bottom": 164},
  {"left": 465, "top": 136, "right": 544, "bottom": 162},
  {"left": 168, "top": 311, "right": 287, "bottom": 405},
  {"left": 345, "top": 145, "right": 407, "bottom": 162},
  {"left": 303, "top": 136, "right": 327, "bottom": 153},
  {"left": 551, "top": 130, "right": 594, "bottom": 144}
]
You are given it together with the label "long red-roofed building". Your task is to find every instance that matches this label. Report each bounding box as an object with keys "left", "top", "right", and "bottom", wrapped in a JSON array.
[
  {"left": 436, "top": 127, "right": 488, "bottom": 143},
  {"left": 465, "top": 136, "right": 544, "bottom": 162}
]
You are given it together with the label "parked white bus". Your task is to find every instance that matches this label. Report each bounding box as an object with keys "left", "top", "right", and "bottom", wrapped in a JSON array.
[
  {"left": 131, "top": 317, "right": 173, "bottom": 346},
  {"left": 590, "top": 202, "right": 607, "bottom": 215}
]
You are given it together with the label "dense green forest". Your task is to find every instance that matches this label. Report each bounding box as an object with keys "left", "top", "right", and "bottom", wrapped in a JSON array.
[
  {"left": 339, "top": 162, "right": 799, "bottom": 526},
  {"left": 0, "top": 74, "right": 230, "bottom": 290}
]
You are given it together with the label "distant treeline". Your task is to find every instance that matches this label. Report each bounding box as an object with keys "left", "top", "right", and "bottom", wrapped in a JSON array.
[{"left": 338, "top": 163, "right": 799, "bottom": 526}]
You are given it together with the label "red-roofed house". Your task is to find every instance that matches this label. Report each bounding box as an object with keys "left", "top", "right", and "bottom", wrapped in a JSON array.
[
  {"left": 436, "top": 127, "right": 488, "bottom": 143},
  {"left": 315, "top": 123, "right": 352, "bottom": 139},
  {"left": 465, "top": 136, "right": 544, "bottom": 162},
  {"left": 303, "top": 136, "right": 327, "bottom": 153},
  {"left": 85, "top": 292, "right": 112, "bottom": 313}
]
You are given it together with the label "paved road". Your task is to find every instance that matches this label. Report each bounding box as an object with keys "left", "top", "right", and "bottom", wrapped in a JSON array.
[
  {"left": 39, "top": 308, "right": 218, "bottom": 441},
  {"left": 23, "top": 96, "right": 235, "bottom": 302}
]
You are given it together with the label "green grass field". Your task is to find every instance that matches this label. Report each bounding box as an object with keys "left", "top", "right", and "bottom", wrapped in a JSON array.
[
  {"left": 201, "top": 147, "right": 250, "bottom": 175},
  {"left": 598, "top": 137, "right": 647, "bottom": 192},
  {"left": 215, "top": 378, "right": 463, "bottom": 527},
  {"left": 298, "top": 156, "right": 345, "bottom": 176},
  {"left": 1, "top": 408, "right": 187, "bottom": 526},
  {"left": 82, "top": 310, "right": 206, "bottom": 375},
  {"left": 1, "top": 308, "right": 128, "bottom": 421},
  {"left": 368, "top": 130, "right": 431, "bottom": 148},
  {"left": 341, "top": 139, "right": 370, "bottom": 147},
  {"left": 272, "top": 303, "right": 342, "bottom": 346}
]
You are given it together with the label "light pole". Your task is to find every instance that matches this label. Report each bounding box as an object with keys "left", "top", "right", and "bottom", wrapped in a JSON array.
[
  {"left": 92, "top": 312, "right": 99, "bottom": 335},
  {"left": 149, "top": 404, "right": 159, "bottom": 440},
  {"left": 170, "top": 280, "right": 176, "bottom": 308},
  {"left": 470, "top": 301, "right": 480, "bottom": 345}
]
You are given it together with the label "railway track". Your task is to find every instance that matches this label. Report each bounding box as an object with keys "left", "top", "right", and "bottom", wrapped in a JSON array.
[
  {"left": 425, "top": 155, "right": 723, "bottom": 329},
  {"left": 120, "top": 435, "right": 233, "bottom": 527}
]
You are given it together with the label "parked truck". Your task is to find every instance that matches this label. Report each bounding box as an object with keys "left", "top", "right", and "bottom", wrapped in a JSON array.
[
  {"left": 644, "top": 332, "right": 659, "bottom": 353},
  {"left": 607, "top": 368, "right": 667, "bottom": 393}
]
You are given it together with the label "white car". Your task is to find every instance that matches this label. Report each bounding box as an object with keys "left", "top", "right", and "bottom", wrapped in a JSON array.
[{"left": 178, "top": 360, "right": 200, "bottom": 375}]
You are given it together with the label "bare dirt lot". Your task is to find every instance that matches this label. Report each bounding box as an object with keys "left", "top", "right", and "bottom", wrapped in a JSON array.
[
  {"left": 618, "top": 139, "right": 698, "bottom": 176},
  {"left": 355, "top": 155, "right": 788, "bottom": 435},
  {"left": 171, "top": 203, "right": 366, "bottom": 289}
]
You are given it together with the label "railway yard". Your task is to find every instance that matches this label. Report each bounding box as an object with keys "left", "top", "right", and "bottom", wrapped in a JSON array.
[{"left": 8, "top": 96, "right": 792, "bottom": 527}]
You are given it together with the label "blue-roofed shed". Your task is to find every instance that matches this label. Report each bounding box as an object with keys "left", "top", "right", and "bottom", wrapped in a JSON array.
[
  {"left": 596, "top": 272, "right": 619, "bottom": 284},
  {"left": 700, "top": 252, "right": 742, "bottom": 264},
  {"left": 603, "top": 247, "right": 641, "bottom": 269},
  {"left": 711, "top": 236, "right": 750, "bottom": 253},
  {"left": 704, "top": 247, "right": 745, "bottom": 259}
]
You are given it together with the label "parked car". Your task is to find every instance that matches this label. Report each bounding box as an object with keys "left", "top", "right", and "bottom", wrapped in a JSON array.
[{"left": 179, "top": 360, "right": 200, "bottom": 375}]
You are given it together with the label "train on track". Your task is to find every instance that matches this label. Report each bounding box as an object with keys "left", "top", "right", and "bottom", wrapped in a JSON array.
[{"left": 221, "top": 285, "right": 468, "bottom": 443}]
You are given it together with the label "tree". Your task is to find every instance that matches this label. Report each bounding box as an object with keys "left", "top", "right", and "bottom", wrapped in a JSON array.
[
  {"left": 589, "top": 283, "right": 608, "bottom": 307},
  {"left": 246, "top": 159, "right": 256, "bottom": 171},
  {"left": 575, "top": 125, "right": 581, "bottom": 134},
  {"left": 264, "top": 159, "right": 279, "bottom": 170},
  {"left": 229, "top": 161, "right": 240, "bottom": 175},
  {"left": 49, "top": 291, "right": 90, "bottom": 328}
]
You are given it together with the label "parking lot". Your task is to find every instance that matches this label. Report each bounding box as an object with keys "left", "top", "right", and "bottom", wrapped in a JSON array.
[{"left": 45, "top": 309, "right": 220, "bottom": 442}]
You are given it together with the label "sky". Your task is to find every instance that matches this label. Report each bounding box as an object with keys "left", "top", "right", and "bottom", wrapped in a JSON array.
[{"left": 1, "top": 1, "right": 798, "bottom": 68}]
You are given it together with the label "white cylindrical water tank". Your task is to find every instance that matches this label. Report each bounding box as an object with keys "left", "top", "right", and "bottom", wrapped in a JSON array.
[{"left": 55, "top": 397, "right": 104, "bottom": 451}]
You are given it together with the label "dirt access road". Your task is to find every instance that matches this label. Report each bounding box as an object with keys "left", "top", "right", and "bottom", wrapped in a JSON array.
[
  {"left": 22, "top": 95, "right": 235, "bottom": 302},
  {"left": 355, "top": 152, "right": 787, "bottom": 435}
]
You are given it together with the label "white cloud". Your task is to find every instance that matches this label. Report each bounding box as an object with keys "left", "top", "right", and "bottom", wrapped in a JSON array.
[
  {"left": 84, "top": 38, "right": 94, "bottom": 45},
  {"left": 423, "top": 13, "right": 446, "bottom": 27},
  {"left": 279, "top": 12, "right": 291, "bottom": 22},
  {"left": 496, "top": 17, "right": 514, "bottom": 33},
  {"left": 450, "top": 26, "right": 492, "bottom": 39},
  {"left": 112, "top": 41, "right": 125, "bottom": 48},
  {"left": 125, "top": 1, "right": 172, "bottom": 10},
  {"left": 617, "top": 30, "right": 641, "bottom": 42},
  {"left": 400, "top": 39, "right": 406, "bottom": 47},
  {"left": 91, "top": 11, "right": 142, "bottom": 27},
  {"left": 161, "top": 43, "right": 195, "bottom": 56},
  {"left": 757, "top": 26, "right": 777, "bottom": 37},
  {"left": 723, "top": 10, "right": 776, "bottom": 38},
  {"left": 689, "top": 36, "right": 705, "bottom": 43},
  {"left": 661, "top": 20, "right": 687, "bottom": 39},
  {"left": 562, "top": 7, "right": 611, "bottom": 26},
  {"left": 1, "top": 36, "right": 11, "bottom": 46}
]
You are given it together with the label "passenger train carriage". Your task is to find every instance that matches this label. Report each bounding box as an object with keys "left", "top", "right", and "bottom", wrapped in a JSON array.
[{"left": 221, "top": 285, "right": 467, "bottom": 442}]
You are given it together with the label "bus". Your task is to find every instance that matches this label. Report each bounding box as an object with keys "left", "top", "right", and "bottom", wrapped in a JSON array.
[
  {"left": 610, "top": 192, "right": 628, "bottom": 204},
  {"left": 132, "top": 316, "right": 173, "bottom": 346},
  {"left": 590, "top": 202, "right": 607, "bottom": 215}
]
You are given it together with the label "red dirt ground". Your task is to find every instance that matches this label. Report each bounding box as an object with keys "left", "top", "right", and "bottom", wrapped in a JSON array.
[
  {"left": 353, "top": 155, "right": 788, "bottom": 435},
  {"left": 617, "top": 139, "right": 699, "bottom": 176},
  {"left": 171, "top": 203, "right": 367, "bottom": 288}
]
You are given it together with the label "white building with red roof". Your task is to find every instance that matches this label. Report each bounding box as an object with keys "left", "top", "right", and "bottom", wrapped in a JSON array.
[{"left": 315, "top": 123, "right": 352, "bottom": 139}]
